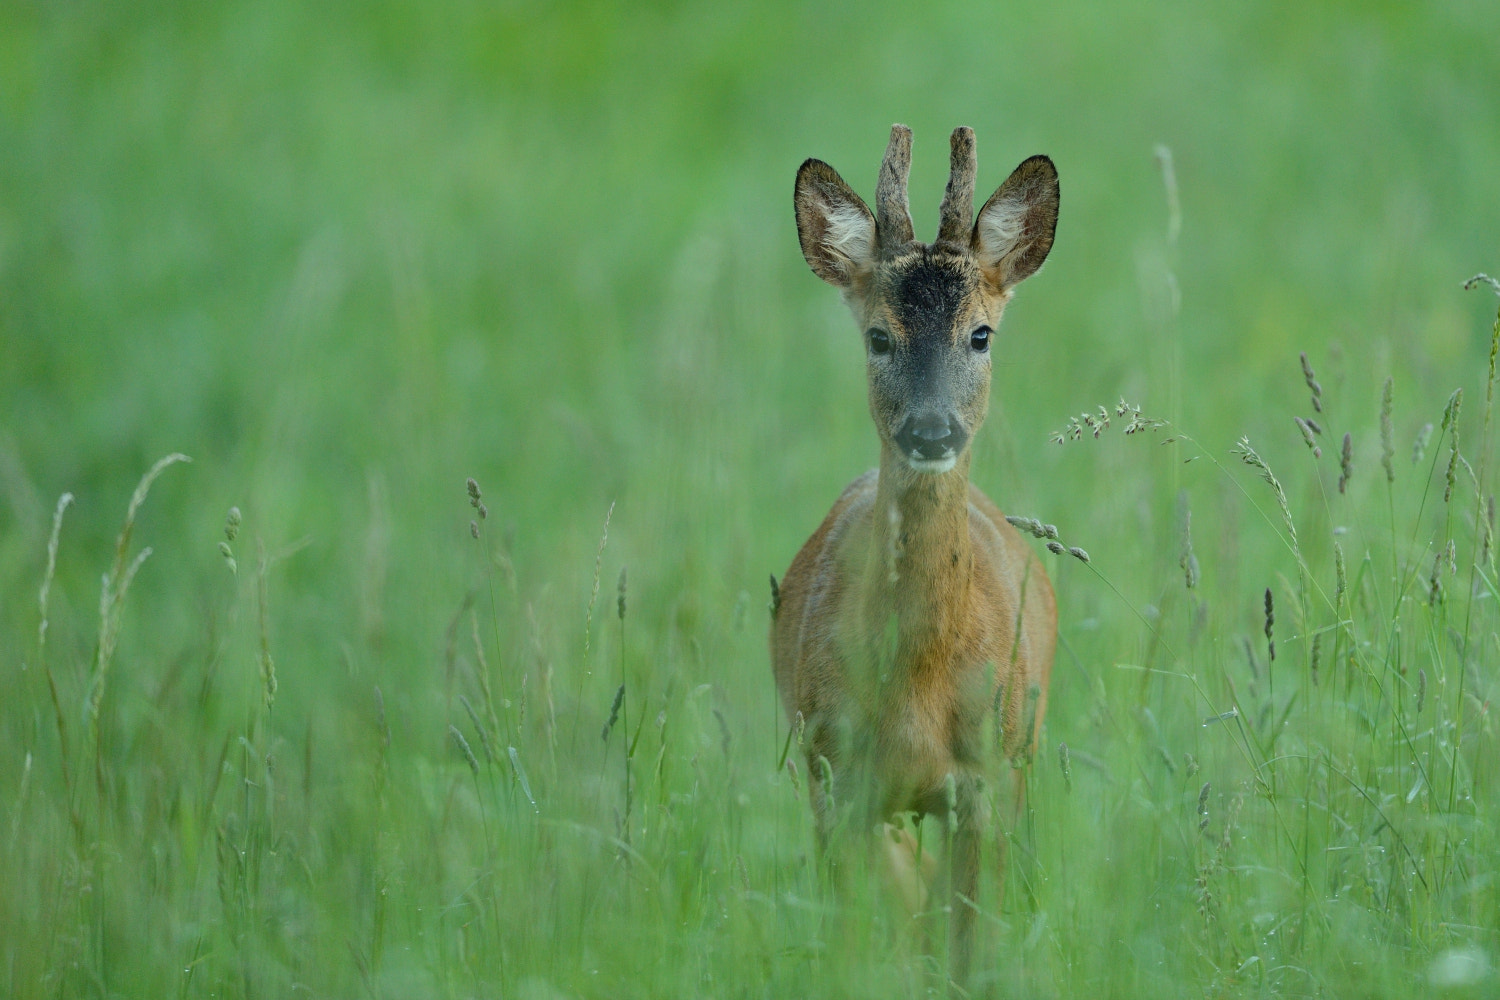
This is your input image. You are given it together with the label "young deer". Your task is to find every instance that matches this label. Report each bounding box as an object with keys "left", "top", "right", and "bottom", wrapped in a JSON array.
[{"left": 770, "top": 125, "right": 1059, "bottom": 990}]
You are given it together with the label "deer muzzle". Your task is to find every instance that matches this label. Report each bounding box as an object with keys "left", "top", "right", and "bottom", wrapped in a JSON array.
[{"left": 895, "top": 411, "right": 967, "bottom": 472}]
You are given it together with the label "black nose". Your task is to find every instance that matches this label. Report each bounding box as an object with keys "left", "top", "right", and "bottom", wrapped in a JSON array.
[{"left": 895, "top": 412, "right": 968, "bottom": 461}]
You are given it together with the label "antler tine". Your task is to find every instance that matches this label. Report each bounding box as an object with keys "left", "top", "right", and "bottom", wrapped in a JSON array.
[
  {"left": 875, "top": 124, "right": 914, "bottom": 254},
  {"left": 936, "top": 126, "right": 976, "bottom": 245}
]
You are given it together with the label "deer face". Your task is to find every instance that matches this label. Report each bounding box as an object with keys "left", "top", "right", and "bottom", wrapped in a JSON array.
[{"left": 794, "top": 127, "right": 1059, "bottom": 474}]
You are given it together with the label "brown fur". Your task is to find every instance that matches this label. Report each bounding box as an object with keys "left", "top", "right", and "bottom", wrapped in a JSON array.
[{"left": 773, "top": 126, "right": 1060, "bottom": 992}]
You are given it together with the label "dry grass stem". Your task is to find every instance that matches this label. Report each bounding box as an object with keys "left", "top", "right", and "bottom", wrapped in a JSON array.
[
  {"left": 508, "top": 746, "right": 538, "bottom": 812},
  {"left": 257, "top": 538, "right": 277, "bottom": 710},
  {"left": 583, "top": 501, "right": 615, "bottom": 671},
  {"left": 38, "top": 492, "right": 74, "bottom": 652},
  {"left": 90, "top": 454, "right": 191, "bottom": 733},
  {"left": 1380, "top": 377, "right": 1395, "bottom": 483}
]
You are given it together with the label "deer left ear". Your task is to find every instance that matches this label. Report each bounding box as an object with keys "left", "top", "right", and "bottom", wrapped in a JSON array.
[
  {"left": 972, "top": 155, "right": 1059, "bottom": 289},
  {"left": 794, "top": 158, "right": 878, "bottom": 289}
]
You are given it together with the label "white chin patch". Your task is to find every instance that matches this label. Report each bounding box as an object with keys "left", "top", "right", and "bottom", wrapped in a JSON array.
[{"left": 906, "top": 455, "right": 956, "bottom": 475}]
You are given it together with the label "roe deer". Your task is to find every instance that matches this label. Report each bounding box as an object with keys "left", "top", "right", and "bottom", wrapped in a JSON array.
[{"left": 770, "top": 124, "right": 1059, "bottom": 991}]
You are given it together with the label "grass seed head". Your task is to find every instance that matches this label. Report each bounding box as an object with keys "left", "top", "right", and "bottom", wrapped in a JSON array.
[
  {"left": 466, "top": 478, "right": 481, "bottom": 506},
  {"left": 1413, "top": 422, "right": 1433, "bottom": 465},
  {"left": 1068, "top": 546, "right": 1090, "bottom": 563},
  {"left": 1294, "top": 416, "right": 1322, "bottom": 458},
  {"left": 602, "top": 683, "right": 625, "bottom": 742},
  {"left": 1058, "top": 741, "right": 1072, "bottom": 792},
  {"left": 1484, "top": 495, "right": 1496, "bottom": 567},
  {"left": 1444, "top": 433, "right": 1460, "bottom": 504},
  {"left": 459, "top": 694, "right": 497, "bottom": 763},
  {"left": 1047, "top": 540, "right": 1066, "bottom": 556},
  {"left": 1053, "top": 400, "right": 1164, "bottom": 442},
  {"left": 1464, "top": 272, "right": 1500, "bottom": 295},
  {"left": 1232, "top": 437, "right": 1297, "bottom": 547},
  {"left": 1300, "top": 352, "right": 1323, "bottom": 412},
  {"left": 1178, "top": 492, "right": 1200, "bottom": 589},
  {"left": 617, "top": 566, "right": 627, "bottom": 621},
  {"left": 1441, "top": 387, "right": 1463, "bottom": 432},
  {"left": 225, "top": 506, "right": 241, "bottom": 541},
  {"left": 1263, "top": 587, "right": 1275, "bottom": 662},
  {"left": 1005, "top": 516, "right": 1050, "bottom": 538},
  {"left": 449, "top": 724, "right": 479, "bottom": 776},
  {"left": 1338, "top": 432, "right": 1353, "bottom": 494}
]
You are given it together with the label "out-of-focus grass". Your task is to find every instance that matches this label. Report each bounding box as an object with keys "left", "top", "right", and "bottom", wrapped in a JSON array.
[{"left": 1, "top": 1, "right": 1498, "bottom": 996}]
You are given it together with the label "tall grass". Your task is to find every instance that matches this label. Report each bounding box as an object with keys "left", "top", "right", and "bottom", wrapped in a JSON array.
[
  {"left": 2, "top": 310, "right": 1494, "bottom": 998},
  {"left": 2, "top": 2, "right": 1499, "bottom": 997}
]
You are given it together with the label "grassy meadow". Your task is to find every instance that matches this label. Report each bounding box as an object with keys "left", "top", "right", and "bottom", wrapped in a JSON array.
[{"left": 3, "top": 1, "right": 1500, "bottom": 996}]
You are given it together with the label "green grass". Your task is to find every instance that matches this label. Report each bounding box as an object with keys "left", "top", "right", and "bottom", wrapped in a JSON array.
[{"left": 2, "top": 1, "right": 1499, "bottom": 996}]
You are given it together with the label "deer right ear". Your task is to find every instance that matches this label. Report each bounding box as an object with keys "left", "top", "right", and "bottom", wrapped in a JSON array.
[
  {"left": 795, "top": 159, "right": 877, "bottom": 289},
  {"left": 972, "top": 155, "right": 1059, "bottom": 290}
]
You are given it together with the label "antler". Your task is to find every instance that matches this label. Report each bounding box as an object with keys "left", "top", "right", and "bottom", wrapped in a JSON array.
[
  {"left": 875, "top": 124, "right": 914, "bottom": 255},
  {"left": 936, "top": 126, "right": 976, "bottom": 245}
]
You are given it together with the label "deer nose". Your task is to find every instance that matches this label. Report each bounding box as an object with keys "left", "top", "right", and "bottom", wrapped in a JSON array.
[{"left": 895, "top": 412, "right": 967, "bottom": 461}]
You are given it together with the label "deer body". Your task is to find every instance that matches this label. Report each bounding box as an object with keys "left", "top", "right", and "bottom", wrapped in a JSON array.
[{"left": 771, "top": 125, "right": 1059, "bottom": 990}]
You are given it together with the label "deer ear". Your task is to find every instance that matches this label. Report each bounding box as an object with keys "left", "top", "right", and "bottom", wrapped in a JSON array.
[
  {"left": 972, "top": 155, "right": 1059, "bottom": 289},
  {"left": 795, "top": 158, "right": 877, "bottom": 288}
]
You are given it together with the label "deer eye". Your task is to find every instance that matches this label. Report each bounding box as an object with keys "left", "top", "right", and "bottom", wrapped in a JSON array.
[
  {"left": 970, "top": 326, "right": 991, "bottom": 352},
  {"left": 867, "top": 329, "right": 892, "bottom": 355}
]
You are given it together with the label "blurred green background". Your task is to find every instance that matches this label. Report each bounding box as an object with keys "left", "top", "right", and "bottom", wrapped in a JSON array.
[{"left": 2, "top": 1, "right": 1498, "bottom": 997}]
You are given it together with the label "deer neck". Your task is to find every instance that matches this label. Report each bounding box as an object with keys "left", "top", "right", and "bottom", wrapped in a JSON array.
[{"left": 867, "top": 444, "right": 974, "bottom": 638}]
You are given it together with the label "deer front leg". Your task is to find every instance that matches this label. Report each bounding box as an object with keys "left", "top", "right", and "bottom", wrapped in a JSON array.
[
  {"left": 993, "top": 763, "right": 1029, "bottom": 910},
  {"left": 946, "top": 772, "right": 984, "bottom": 994},
  {"left": 805, "top": 722, "right": 853, "bottom": 891}
]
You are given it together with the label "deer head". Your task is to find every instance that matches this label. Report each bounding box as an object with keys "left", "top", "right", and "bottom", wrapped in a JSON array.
[{"left": 794, "top": 125, "right": 1059, "bottom": 474}]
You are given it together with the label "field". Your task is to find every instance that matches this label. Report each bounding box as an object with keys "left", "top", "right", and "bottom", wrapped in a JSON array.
[{"left": 2, "top": 1, "right": 1499, "bottom": 997}]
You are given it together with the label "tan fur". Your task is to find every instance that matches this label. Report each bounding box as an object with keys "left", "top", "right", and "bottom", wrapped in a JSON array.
[{"left": 775, "top": 126, "right": 1060, "bottom": 992}]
